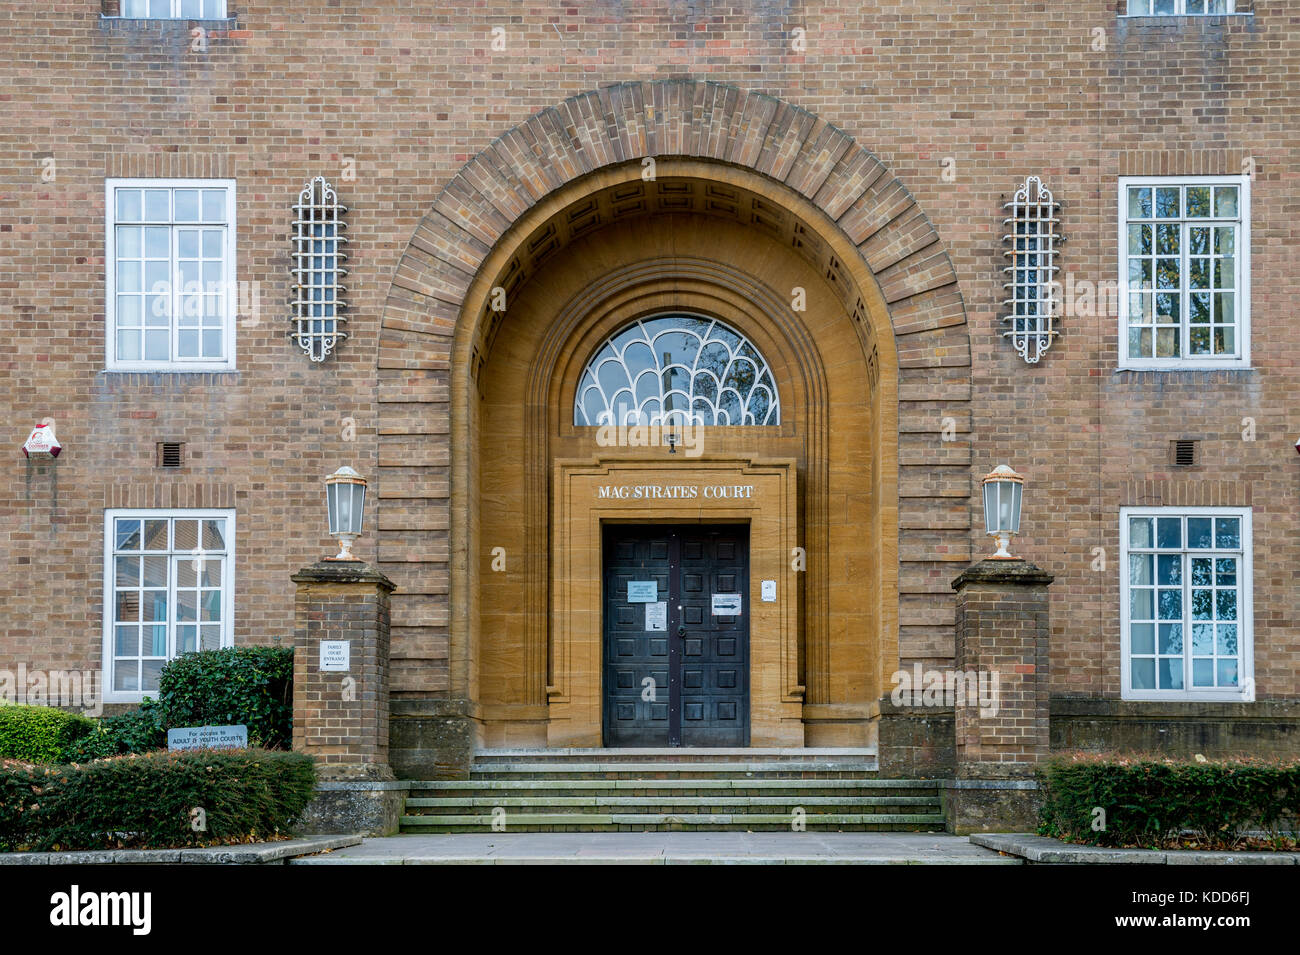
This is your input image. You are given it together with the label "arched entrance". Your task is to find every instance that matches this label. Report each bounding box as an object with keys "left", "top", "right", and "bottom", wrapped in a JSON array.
[{"left": 377, "top": 81, "right": 972, "bottom": 758}]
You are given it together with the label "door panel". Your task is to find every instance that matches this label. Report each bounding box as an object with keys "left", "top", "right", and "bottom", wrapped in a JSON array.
[{"left": 602, "top": 524, "right": 749, "bottom": 747}]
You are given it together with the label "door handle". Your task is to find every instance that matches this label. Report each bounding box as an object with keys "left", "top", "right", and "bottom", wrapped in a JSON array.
[{"left": 677, "top": 625, "right": 687, "bottom": 637}]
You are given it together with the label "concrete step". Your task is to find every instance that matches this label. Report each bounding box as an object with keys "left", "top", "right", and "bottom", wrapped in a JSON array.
[
  {"left": 472, "top": 747, "right": 878, "bottom": 762},
  {"left": 463, "top": 761, "right": 880, "bottom": 778},
  {"left": 400, "top": 812, "right": 947, "bottom": 833},
  {"left": 409, "top": 780, "right": 939, "bottom": 800},
  {"left": 405, "top": 795, "right": 941, "bottom": 813}
]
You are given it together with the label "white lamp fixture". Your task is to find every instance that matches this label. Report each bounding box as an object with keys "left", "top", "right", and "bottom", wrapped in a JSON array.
[
  {"left": 982, "top": 464, "right": 1024, "bottom": 559},
  {"left": 325, "top": 466, "right": 367, "bottom": 561}
]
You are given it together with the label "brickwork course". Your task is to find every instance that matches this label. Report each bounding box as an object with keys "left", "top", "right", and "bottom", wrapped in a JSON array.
[{"left": 1, "top": 2, "right": 1296, "bottom": 729}]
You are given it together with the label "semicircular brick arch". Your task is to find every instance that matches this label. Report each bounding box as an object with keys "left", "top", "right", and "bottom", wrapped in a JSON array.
[{"left": 377, "top": 79, "right": 972, "bottom": 707}]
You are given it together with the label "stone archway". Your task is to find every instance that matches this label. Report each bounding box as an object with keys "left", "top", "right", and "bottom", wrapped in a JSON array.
[{"left": 377, "top": 80, "right": 972, "bottom": 765}]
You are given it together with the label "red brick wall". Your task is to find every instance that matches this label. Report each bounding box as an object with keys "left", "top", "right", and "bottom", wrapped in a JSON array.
[{"left": 0, "top": 3, "right": 1295, "bottom": 704}]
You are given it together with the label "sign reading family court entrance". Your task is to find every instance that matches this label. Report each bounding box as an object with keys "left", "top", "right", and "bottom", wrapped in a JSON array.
[{"left": 596, "top": 484, "right": 755, "bottom": 500}]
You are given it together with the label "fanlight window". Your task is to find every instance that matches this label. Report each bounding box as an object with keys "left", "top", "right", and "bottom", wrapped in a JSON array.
[{"left": 574, "top": 315, "right": 781, "bottom": 427}]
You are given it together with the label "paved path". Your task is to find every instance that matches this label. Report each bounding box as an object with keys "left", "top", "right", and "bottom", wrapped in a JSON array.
[{"left": 292, "top": 831, "right": 1019, "bottom": 865}]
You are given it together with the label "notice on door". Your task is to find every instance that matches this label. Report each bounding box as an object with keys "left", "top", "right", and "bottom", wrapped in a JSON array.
[
  {"left": 627, "top": 580, "right": 658, "bottom": 603},
  {"left": 645, "top": 601, "right": 667, "bottom": 631},
  {"left": 711, "top": 593, "right": 742, "bottom": 616}
]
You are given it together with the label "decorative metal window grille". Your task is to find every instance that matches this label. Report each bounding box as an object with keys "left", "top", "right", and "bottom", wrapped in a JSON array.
[
  {"left": 574, "top": 314, "right": 780, "bottom": 427},
  {"left": 290, "top": 177, "right": 348, "bottom": 362},
  {"left": 1001, "top": 176, "right": 1061, "bottom": 364}
]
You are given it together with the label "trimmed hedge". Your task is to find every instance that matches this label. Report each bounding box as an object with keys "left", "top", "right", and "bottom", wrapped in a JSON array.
[
  {"left": 0, "top": 749, "right": 316, "bottom": 851},
  {"left": 62, "top": 700, "right": 166, "bottom": 763},
  {"left": 1039, "top": 753, "right": 1300, "bottom": 850},
  {"left": 0, "top": 705, "right": 96, "bottom": 764},
  {"left": 156, "top": 646, "right": 293, "bottom": 749}
]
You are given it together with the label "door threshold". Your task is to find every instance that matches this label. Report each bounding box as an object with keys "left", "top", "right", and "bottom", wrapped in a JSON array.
[{"left": 476, "top": 747, "right": 879, "bottom": 757}]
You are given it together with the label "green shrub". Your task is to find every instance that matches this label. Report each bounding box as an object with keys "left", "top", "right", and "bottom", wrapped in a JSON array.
[
  {"left": 155, "top": 646, "right": 293, "bottom": 749},
  {"left": 1039, "top": 753, "right": 1300, "bottom": 850},
  {"left": 0, "top": 749, "right": 316, "bottom": 851},
  {"left": 62, "top": 700, "right": 166, "bottom": 763},
  {"left": 0, "top": 705, "right": 96, "bottom": 763}
]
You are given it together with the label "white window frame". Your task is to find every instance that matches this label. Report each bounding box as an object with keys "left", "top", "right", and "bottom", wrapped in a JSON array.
[
  {"left": 102, "top": 508, "right": 236, "bottom": 704},
  {"left": 114, "top": 0, "right": 229, "bottom": 18},
  {"left": 1122, "top": 0, "right": 1237, "bottom": 15},
  {"left": 1120, "top": 506, "right": 1253, "bottom": 702},
  {"left": 1117, "top": 176, "right": 1250, "bottom": 371},
  {"left": 105, "top": 178, "right": 237, "bottom": 372}
]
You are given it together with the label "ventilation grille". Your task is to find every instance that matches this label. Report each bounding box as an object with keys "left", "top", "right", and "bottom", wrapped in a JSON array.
[
  {"left": 157, "top": 442, "right": 185, "bottom": 468},
  {"left": 1171, "top": 439, "right": 1199, "bottom": 467}
]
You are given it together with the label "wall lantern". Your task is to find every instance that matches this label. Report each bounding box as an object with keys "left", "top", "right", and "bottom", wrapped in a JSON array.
[
  {"left": 325, "top": 466, "right": 367, "bottom": 561},
  {"left": 981, "top": 464, "right": 1024, "bottom": 559},
  {"left": 21, "top": 422, "right": 61, "bottom": 459}
]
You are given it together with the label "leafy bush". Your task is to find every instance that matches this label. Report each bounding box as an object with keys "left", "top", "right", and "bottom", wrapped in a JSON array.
[
  {"left": 62, "top": 700, "right": 165, "bottom": 763},
  {"left": 0, "top": 749, "right": 316, "bottom": 851},
  {"left": 155, "top": 646, "right": 293, "bottom": 749},
  {"left": 1039, "top": 753, "right": 1300, "bottom": 850},
  {"left": 0, "top": 705, "right": 96, "bottom": 763}
]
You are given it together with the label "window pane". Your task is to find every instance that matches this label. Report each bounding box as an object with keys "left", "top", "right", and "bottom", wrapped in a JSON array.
[
  {"left": 1216, "top": 624, "right": 1237, "bottom": 655},
  {"left": 1214, "top": 186, "right": 1238, "bottom": 218},
  {"left": 1131, "top": 658, "right": 1155, "bottom": 690},
  {"left": 1156, "top": 517, "right": 1181, "bottom": 549},
  {"left": 1186, "top": 186, "right": 1210, "bottom": 217},
  {"left": 1215, "top": 517, "right": 1240, "bottom": 548},
  {"left": 1192, "top": 623, "right": 1213, "bottom": 655},
  {"left": 1187, "top": 517, "right": 1212, "bottom": 548},
  {"left": 1155, "top": 187, "right": 1180, "bottom": 218},
  {"left": 142, "top": 555, "right": 168, "bottom": 587},
  {"left": 1156, "top": 554, "right": 1181, "bottom": 585},
  {"left": 1216, "top": 659, "right": 1237, "bottom": 687},
  {"left": 115, "top": 519, "right": 142, "bottom": 550},
  {"left": 144, "top": 226, "right": 170, "bottom": 257},
  {"left": 114, "top": 659, "right": 140, "bottom": 693},
  {"left": 115, "top": 555, "right": 140, "bottom": 587},
  {"left": 117, "top": 330, "right": 141, "bottom": 362},
  {"left": 1129, "top": 554, "right": 1152, "bottom": 585},
  {"left": 142, "top": 591, "right": 168, "bottom": 623},
  {"left": 1159, "top": 623, "right": 1183, "bottom": 654},
  {"left": 1192, "top": 659, "right": 1214, "bottom": 687},
  {"left": 1130, "top": 588, "right": 1154, "bottom": 619},
  {"left": 1158, "top": 590, "right": 1182, "bottom": 621},
  {"left": 174, "top": 519, "right": 200, "bottom": 550},
  {"left": 1131, "top": 623, "right": 1155, "bottom": 655},
  {"left": 174, "top": 190, "right": 200, "bottom": 221},
  {"left": 203, "top": 519, "right": 226, "bottom": 550},
  {"left": 201, "top": 190, "right": 226, "bottom": 222},
  {"left": 1158, "top": 657, "right": 1183, "bottom": 689},
  {"left": 1215, "top": 590, "right": 1237, "bottom": 621},
  {"left": 1128, "top": 187, "right": 1151, "bottom": 219},
  {"left": 142, "top": 520, "right": 169, "bottom": 550},
  {"left": 144, "top": 190, "right": 170, "bottom": 220},
  {"left": 116, "top": 189, "right": 143, "bottom": 221},
  {"left": 1129, "top": 517, "right": 1153, "bottom": 548},
  {"left": 115, "top": 590, "right": 140, "bottom": 622},
  {"left": 115, "top": 626, "right": 139, "bottom": 658},
  {"left": 142, "top": 661, "right": 164, "bottom": 693}
]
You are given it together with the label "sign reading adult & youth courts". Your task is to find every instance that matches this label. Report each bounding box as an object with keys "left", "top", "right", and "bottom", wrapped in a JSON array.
[{"left": 167, "top": 724, "right": 248, "bottom": 751}]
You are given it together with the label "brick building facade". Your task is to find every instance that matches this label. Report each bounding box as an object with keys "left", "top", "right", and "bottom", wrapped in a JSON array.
[{"left": 2, "top": 1, "right": 1296, "bottom": 774}]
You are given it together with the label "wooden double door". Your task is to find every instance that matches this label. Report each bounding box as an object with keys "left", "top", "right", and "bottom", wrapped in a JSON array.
[{"left": 602, "top": 524, "right": 749, "bottom": 747}]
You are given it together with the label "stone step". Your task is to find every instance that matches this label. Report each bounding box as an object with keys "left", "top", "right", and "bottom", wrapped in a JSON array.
[
  {"left": 463, "top": 761, "right": 880, "bottom": 778},
  {"left": 406, "top": 795, "right": 941, "bottom": 813},
  {"left": 472, "top": 747, "right": 878, "bottom": 763},
  {"left": 412, "top": 777, "right": 932, "bottom": 789},
  {"left": 400, "top": 812, "right": 947, "bottom": 833},
  {"left": 409, "top": 779, "right": 939, "bottom": 799}
]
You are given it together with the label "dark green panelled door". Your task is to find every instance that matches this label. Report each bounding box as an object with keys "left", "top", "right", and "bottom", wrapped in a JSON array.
[{"left": 602, "top": 524, "right": 749, "bottom": 747}]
